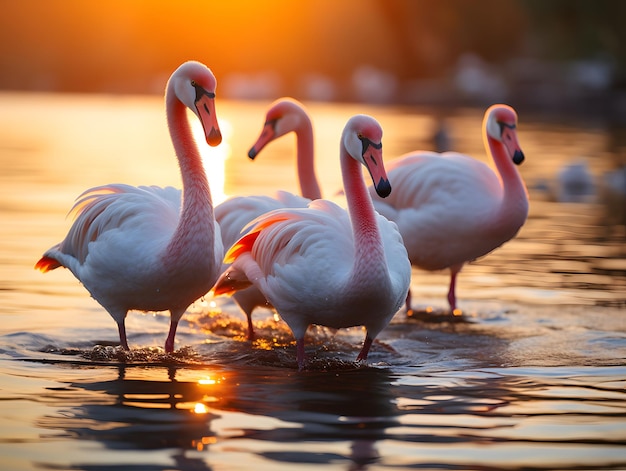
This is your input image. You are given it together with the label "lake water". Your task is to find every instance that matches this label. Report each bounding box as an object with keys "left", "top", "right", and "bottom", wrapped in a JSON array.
[{"left": 0, "top": 91, "right": 625, "bottom": 470}]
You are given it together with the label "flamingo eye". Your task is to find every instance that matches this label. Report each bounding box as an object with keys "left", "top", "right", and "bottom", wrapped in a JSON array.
[{"left": 191, "top": 80, "right": 196, "bottom": 87}]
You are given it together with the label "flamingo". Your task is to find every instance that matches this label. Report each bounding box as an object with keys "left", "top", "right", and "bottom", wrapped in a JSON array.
[
  {"left": 215, "top": 98, "right": 321, "bottom": 339},
  {"left": 368, "top": 104, "right": 529, "bottom": 315},
  {"left": 212, "top": 115, "right": 411, "bottom": 369},
  {"left": 248, "top": 98, "right": 321, "bottom": 200},
  {"left": 35, "top": 61, "right": 224, "bottom": 352}
]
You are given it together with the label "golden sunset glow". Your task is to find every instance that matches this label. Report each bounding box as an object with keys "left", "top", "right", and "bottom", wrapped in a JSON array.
[
  {"left": 2, "top": 0, "right": 521, "bottom": 100},
  {"left": 193, "top": 403, "right": 209, "bottom": 414},
  {"left": 198, "top": 377, "right": 217, "bottom": 386},
  {"left": 192, "top": 435, "right": 217, "bottom": 451},
  {"left": 191, "top": 115, "right": 232, "bottom": 205}
]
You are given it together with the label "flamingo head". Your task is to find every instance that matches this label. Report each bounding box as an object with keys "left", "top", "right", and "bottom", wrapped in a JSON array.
[
  {"left": 170, "top": 61, "right": 222, "bottom": 147},
  {"left": 248, "top": 98, "right": 308, "bottom": 160},
  {"left": 485, "top": 104, "right": 524, "bottom": 165},
  {"left": 343, "top": 114, "right": 391, "bottom": 198}
]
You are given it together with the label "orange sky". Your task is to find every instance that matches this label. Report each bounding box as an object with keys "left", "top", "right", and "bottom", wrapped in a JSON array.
[{"left": 0, "top": 0, "right": 529, "bottom": 98}]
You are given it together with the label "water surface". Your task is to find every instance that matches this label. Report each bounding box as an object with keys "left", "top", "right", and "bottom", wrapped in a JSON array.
[{"left": 0, "top": 92, "right": 624, "bottom": 470}]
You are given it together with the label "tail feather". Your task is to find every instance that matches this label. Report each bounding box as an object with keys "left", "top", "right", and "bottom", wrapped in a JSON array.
[
  {"left": 212, "top": 267, "right": 252, "bottom": 296},
  {"left": 224, "top": 212, "right": 291, "bottom": 264},
  {"left": 35, "top": 256, "right": 62, "bottom": 272},
  {"left": 224, "top": 230, "right": 261, "bottom": 264}
]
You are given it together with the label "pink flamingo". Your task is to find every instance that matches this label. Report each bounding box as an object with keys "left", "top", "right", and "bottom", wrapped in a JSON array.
[
  {"left": 35, "top": 61, "right": 224, "bottom": 352},
  {"left": 213, "top": 115, "right": 411, "bottom": 369},
  {"left": 369, "top": 104, "right": 529, "bottom": 315},
  {"left": 248, "top": 98, "right": 321, "bottom": 200},
  {"left": 215, "top": 98, "right": 321, "bottom": 339}
]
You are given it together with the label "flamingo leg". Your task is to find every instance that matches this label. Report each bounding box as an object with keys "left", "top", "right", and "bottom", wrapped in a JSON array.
[
  {"left": 447, "top": 266, "right": 462, "bottom": 314},
  {"left": 117, "top": 321, "right": 129, "bottom": 350},
  {"left": 246, "top": 314, "right": 255, "bottom": 341},
  {"left": 447, "top": 276, "right": 456, "bottom": 312},
  {"left": 356, "top": 334, "right": 373, "bottom": 362},
  {"left": 165, "top": 309, "right": 188, "bottom": 353},
  {"left": 165, "top": 318, "right": 179, "bottom": 353}
]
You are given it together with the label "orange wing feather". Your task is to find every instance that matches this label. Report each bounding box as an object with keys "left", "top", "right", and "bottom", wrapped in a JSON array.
[
  {"left": 215, "top": 212, "right": 294, "bottom": 296},
  {"left": 224, "top": 230, "right": 261, "bottom": 264},
  {"left": 34, "top": 256, "right": 61, "bottom": 272},
  {"left": 223, "top": 213, "right": 291, "bottom": 263}
]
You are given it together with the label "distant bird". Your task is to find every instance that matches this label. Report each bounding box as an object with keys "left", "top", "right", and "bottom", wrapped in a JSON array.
[
  {"left": 556, "top": 159, "right": 595, "bottom": 203},
  {"left": 213, "top": 115, "right": 411, "bottom": 369},
  {"left": 248, "top": 98, "right": 321, "bottom": 201},
  {"left": 215, "top": 98, "right": 321, "bottom": 339},
  {"left": 369, "top": 104, "right": 529, "bottom": 315},
  {"left": 432, "top": 116, "right": 453, "bottom": 153},
  {"left": 35, "top": 61, "right": 224, "bottom": 352}
]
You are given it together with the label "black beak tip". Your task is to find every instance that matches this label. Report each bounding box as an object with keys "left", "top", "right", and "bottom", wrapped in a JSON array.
[
  {"left": 513, "top": 150, "right": 525, "bottom": 165},
  {"left": 248, "top": 148, "right": 257, "bottom": 160},
  {"left": 375, "top": 178, "right": 392, "bottom": 198}
]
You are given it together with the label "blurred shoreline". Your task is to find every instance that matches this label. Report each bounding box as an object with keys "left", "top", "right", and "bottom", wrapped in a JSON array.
[{"left": 2, "top": 64, "right": 623, "bottom": 124}]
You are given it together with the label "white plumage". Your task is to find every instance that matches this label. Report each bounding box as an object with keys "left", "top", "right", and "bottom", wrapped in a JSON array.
[
  {"left": 215, "top": 98, "right": 320, "bottom": 338},
  {"left": 36, "top": 61, "right": 224, "bottom": 352},
  {"left": 369, "top": 104, "right": 529, "bottom": 314},
  {"left": 213, "top": 114, "right": 411, "bottom": 369}
]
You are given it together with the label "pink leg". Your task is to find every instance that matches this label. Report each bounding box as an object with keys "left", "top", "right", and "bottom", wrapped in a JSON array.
[
  {"left": 117, "top": 321, "right": 129, "bottom": 350},
  {"left": 246, "top": 314, "right": 255, "bottom": 341},
  {"left": 447, "top": 275, "right": 456, "bottom": 312},
  {"left": 448, "top": 266, "right": 462, "bottom": 313},
  {"left": 165, "top": 319, "right": 178, "bottom": 353},
  {"left": 356, "top": 335, "right": 373, "bottom": 362},
  {"left": 296, "top": 337, "right": 306, "bottom": 370}
]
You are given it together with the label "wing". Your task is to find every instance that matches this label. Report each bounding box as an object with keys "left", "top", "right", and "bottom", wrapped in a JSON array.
[
  {"left": 375, "top": 211, "right": 412, "bottom": 305},
  {"left": 214, "top": 199, "right": 353, "bottom": 298},
  {"left": 215, "top": 191, "right": 310, "bottom": 251},
  {"left": 56, "top": 184, "right": 181, "bottom": 264},
  {"left": 273, "top": 190, "right": 311, "bottom": 207},
  {"left": 370, "top": 152, "right": 505, "bottom": 269},
  {"left": 374, "top": 152, "right": 498, "bottom": 208},
  {"left": 248, "top": 200, "right": 351, "bottom": 276}
]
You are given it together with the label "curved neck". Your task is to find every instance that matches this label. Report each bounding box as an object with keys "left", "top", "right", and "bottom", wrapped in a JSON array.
[
  {"left": 295, "top": 119, "right": 322, "bottom": 200},
  {"left": 340, "top": 148, "right": 387, "bottom": 285},
  {"left": 164, "top": 89, "right": 215, "bottom": 261},
  {"left": 485, "top": 134, "right": 529, "bottom": 226}
]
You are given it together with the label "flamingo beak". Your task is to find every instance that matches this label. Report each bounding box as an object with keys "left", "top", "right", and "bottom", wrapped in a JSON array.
[
  {"left": 195, "top": 92, "right": 222, "bottom": 147},
  {"left": 361, "top": 139, "right": 391, "bottom": 197},
  {"left": 501, "top": 126, "right": 524, "bottom": 165},
  {"left": 512, "top": 149, "right": 525, "bottom": 165},
  {"left": 248, "top": 119, "right": 278, "bottom": 160}
]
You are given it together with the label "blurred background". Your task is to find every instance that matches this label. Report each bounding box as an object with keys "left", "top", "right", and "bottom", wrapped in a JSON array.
[
  {"left": 0, "top": 0, "right": 624, "bottom": 120},
  {"left": 0, "top": 0, "right": 624, "bottom": 248}
]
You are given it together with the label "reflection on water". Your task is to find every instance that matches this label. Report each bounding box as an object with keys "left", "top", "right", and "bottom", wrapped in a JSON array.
[
  {"left": 10, "top": 359, "right": 626, "bottom": 470},
  {"left": 0, "top": 92, "right": 625, "bottom": 470}
]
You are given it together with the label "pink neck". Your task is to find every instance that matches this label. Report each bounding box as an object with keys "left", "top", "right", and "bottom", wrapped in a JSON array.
[
  {"left": 486, "top": 135, "right": 529, "bottom": 226},
  {"left": 164, "top": 91, "right": 215, "bottom": 262},
  {"left": 295, "top": 119, "right": 322, "bottom": 200},
  {"left": 340, "top": 148, "right": 386, "bottom": 281}
]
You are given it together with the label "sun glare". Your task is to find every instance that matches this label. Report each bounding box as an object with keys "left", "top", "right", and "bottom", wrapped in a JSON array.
[
  {"left": 191, "top": 114, "right": 232, "bottom": 205},
  {"left": 193, "top": 403, "right": 209, "bottom": 414}
]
